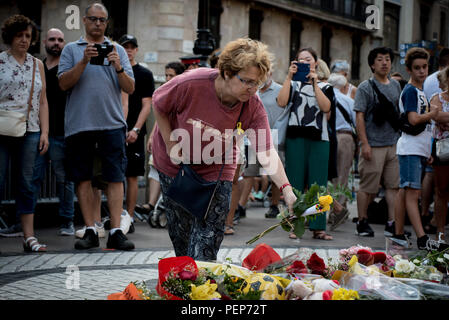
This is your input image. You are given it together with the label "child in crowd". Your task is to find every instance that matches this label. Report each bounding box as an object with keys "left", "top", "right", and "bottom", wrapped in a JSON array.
[{"left": 391, "top": 48, "right": 439, "bottom": 250}]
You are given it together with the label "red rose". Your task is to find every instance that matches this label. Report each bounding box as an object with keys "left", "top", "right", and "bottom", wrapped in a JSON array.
[
  {"left": 381, "top": 265, "right": 390, "bottom": 272},
  {"left": 306, "top": 253, "right": 326, "bottom": 275},
  {"left": 373, "top": 252, "right": 387, "bottom": 264},
  {"left": 286, "top": 260, "right": 308, "bottom": 274},
  {"left": 178, "top": 270, "right": 197, "bottom": 281},
  {"left": 322, "top": 290, "right": 333, "bottom": 300},
  {"left": 356, "top": 249, "right": 374, "bottom": 266}
]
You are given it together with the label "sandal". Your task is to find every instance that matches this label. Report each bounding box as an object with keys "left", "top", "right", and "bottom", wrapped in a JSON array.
[
  {"left": 312, "top": 231, "right": 333, "bottom": 241},
  {"left": 424, "top": 223, "right": 437, "bottom": 234},
  {"left": 135, "top": 203, "right": 154, "bottom": 215},
  {"left": 289, "top": 232, "right": 298, "bottom": 239},
  {"left": 23, "top": 236, "right": 47, "bottom": 252},
  {"left": 224, "top": 226, "right": 234, "bottom": 235}
]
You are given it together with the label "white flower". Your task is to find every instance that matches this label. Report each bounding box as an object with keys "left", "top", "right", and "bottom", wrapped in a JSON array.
[
  {"left": 437, "top": 257, "right": 445, "bottom": 263},
  {"left": 443, "top": 253, "right": 449, "bottom": 260},
  {"left": 393, "top": 255, "right": 403, "bottom": 261},
  {"left": 429, "top": 273, "right": 442, "bottom": 281},
  {"left": 413, "top": 259, "right": 421, "bottom": 265},
  {"left": 395, "top": 259, "right": 415, "bottom": 273}
]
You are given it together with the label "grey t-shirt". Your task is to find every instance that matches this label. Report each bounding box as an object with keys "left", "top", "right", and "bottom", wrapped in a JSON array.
[
  {"left": 353, "top": 77, "right": 401, "bottom": 147},
  {"left": 257, "top": 81, "right": 289, "bottom": 148},
  {"left": 58, "top": 37, "right": 134, "bottom": 138}
]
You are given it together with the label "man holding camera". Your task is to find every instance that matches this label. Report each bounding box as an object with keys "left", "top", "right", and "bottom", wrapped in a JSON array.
[
  {"left": 353, "top": 47, "right": 401, "bottom": 238},
  {"left": 58, "top": 3, "right": 135, "bottom": 250}
]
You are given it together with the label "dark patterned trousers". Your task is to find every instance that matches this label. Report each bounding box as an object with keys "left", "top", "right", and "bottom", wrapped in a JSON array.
[{"left": 157, "top": 170, "right": 232, "bottom": 261}]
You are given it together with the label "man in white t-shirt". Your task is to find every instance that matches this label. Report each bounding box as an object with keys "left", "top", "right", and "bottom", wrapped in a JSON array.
[{"left": 424, "top": 48, "right": 449, "bottom": 101}]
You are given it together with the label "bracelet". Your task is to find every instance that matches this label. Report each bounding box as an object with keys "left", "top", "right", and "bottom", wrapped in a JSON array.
[
  {"left": 116, "top": 67, "right": 124, "bottom": 73},
  {"left": 279, "top": 183, "right": 292, "bottom": 193}
]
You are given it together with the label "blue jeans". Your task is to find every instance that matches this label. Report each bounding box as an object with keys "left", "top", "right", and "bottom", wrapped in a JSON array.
[
  {"left": 32, "top": 136, "right": 75, "bottom": 221},
  {"left": 0, "top": 132, "right": 41, "bottom": 216},
  {"left": 398, "top": 155, "right": 426, "bottom": 190}
]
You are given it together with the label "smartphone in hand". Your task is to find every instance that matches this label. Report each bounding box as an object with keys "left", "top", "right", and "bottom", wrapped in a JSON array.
[{"left": 292, "top": 63, "right": 310, "bottom": 82}]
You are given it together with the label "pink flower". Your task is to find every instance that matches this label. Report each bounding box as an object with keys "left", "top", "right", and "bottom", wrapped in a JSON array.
[{"left": 178, "top": 270, "right": 197, "bottom": 281}]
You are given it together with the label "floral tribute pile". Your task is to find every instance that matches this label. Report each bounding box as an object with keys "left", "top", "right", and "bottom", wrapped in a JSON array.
[{"left": 108, "top": 243, "right": 449, "bottom": 300}]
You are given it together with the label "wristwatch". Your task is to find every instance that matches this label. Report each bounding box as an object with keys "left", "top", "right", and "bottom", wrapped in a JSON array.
[
  {"left": 116, "top": 67, "right": 124, "bottom": 73},
  {"left": 132, "top": 127, "right": 140, "bottom": 135}
]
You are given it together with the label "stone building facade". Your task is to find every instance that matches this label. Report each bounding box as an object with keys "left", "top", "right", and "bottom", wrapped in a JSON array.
[{"left": 1, "top": 0, "right": 448, "bottom": 83}]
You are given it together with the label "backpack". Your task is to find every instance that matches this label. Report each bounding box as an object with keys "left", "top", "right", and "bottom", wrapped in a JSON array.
[{"left": 369, "top": 80, "right": 427, "bottom": 135}]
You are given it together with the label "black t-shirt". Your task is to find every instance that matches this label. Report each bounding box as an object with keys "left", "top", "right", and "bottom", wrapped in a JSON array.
[
  {"left": 44, "top": 59, "right": 67, "bottom": 137},
  {"left": 127, "top": 64, "right": 155, "bottom": 136}
]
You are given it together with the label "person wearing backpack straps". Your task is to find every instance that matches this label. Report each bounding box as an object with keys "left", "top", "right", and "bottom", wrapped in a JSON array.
[
  {"left": 390, "top": 48, "right": 443, "bottom": 251},
  {"left": 0, "top": 15, "right": 49, "bottom": 251},
  {"left": 353, "top": 47, "right": 401, "bottom": 238}
]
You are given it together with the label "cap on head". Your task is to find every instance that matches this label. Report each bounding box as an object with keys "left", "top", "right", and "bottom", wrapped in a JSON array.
[
  {"left": 180, "top": 54, "right": 201, "bottom": 67},
  {"left": 119, "top": 34, "right": 138, "bottom": 47}
]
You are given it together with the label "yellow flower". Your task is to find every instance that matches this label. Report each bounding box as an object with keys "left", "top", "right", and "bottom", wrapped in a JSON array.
[
  {"left": 332, "top": 288, "right": 360, "bottom": 300},
  {"left": 319, "top": 195, "right": 333, "bottom": 212},
  {"left": 190, "top": 280, "right": 221, "bottom": 300},
  {"left": 348, "top": 255, "right": 365, "bottom": 275}
]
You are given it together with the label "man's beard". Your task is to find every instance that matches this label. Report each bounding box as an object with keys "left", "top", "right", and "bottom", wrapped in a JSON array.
[{"left": 45, "top": 45, "right": 62, "bottom": 57}]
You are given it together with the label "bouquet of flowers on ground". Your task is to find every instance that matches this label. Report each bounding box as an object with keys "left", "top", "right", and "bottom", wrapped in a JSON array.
[
  {"left": 247, "top": 183, "right": 351, "bottom": 244},
  {"left": 329, "top": 245, "right": 395, "bottom": 274}
]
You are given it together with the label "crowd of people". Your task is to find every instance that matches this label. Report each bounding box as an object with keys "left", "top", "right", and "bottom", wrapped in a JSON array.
[{"left": 1, "top": 2, "right": 449, "bottom": 259}]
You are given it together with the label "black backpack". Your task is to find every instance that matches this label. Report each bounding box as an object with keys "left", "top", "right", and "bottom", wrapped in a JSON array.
[{"left": 369, "top": 80, "right": 427, "bottom": 136}]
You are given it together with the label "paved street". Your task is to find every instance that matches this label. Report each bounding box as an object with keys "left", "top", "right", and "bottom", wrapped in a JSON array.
[{"left": 0, "top": 200, "right": 430, "bottom": 300}]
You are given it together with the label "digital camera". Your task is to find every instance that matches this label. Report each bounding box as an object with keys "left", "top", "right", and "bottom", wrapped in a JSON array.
[{"left": 90, "top": 43, "right": 114, "bottom": 66}]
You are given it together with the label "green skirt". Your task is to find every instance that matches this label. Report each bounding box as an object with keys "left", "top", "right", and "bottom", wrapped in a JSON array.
[{"left": 285, "top": 137, "right": 329, "bottom": 231}]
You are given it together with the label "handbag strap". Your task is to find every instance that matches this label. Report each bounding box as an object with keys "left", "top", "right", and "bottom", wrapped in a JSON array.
[{"left": 26, "top": 57, "right": 36, "bottom": 122}]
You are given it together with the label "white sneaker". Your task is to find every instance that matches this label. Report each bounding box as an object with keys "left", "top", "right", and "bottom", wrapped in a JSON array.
[
  {"left": 75, "top": 222, "right": 105, "bottom": 239},
  {"left": 120, "top": 210, "right": 132, "bottom": 235}
]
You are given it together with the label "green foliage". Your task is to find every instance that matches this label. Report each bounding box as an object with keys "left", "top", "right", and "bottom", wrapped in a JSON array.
[{"left": 247, "top": 183, "right": 352, "bottom": 244}]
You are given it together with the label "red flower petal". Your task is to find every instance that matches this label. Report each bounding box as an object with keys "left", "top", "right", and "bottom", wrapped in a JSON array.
[
  {"left": 373, "top": 252, "right": 387, "bottom": 264},
  {"left": 306, "top": 253, "right": 326, "bottom": 273}
]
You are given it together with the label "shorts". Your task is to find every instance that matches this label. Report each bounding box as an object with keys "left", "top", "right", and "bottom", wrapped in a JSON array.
[
  {"left": 66, "top": 127, "right": 127, "bottom": 184},
  {"left": 148, "top": 165, "right": 160, "bottom": 182},
  {"left": 243, "top": 144, "right": 261, "bottom": 177},
  {"left": 358, "top": 145, "right": 399, "bottom": 194},
  {"left": 398, "top": 155, "right": 426, "bottom": 190},
  {"left": 125, "top": 135, "right": 145, "bottom": 177}
]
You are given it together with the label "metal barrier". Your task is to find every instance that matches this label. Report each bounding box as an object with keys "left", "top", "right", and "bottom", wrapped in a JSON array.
[{"left": 1, "top": 159, "right": 59, "bottom": 204}]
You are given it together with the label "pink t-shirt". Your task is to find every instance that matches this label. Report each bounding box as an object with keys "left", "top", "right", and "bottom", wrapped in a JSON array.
[{"left": 152, "top": 68, "right": 272, "bottom": 181}]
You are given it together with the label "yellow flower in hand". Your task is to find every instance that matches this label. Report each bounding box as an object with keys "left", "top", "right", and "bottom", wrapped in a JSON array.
[
  {"left": 318, "top": 195, "right": 333, "bottom": 212},
  {"left": 190, "top": 280, "right": 221, "bottom": 300}
]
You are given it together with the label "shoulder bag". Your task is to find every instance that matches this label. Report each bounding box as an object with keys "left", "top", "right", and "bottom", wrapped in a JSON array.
[
  {"left": 166, "top": 102, "right": 247, "bottom": 221},
  {"left": 0, "top": 57, "right": 36, "bottom": 137}
]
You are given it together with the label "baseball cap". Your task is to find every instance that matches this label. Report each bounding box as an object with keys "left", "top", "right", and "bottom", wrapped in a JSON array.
[{"left": 119, "top": 34, "right": 138, "bottom": 47}]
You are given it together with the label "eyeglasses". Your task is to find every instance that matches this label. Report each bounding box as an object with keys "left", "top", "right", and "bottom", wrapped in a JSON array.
[
  {"left": 235, "top": 74, "right": 262, "bottom": 88},
  {"left": 86, "top": 16, "right": 108, "bottom": 24}
]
